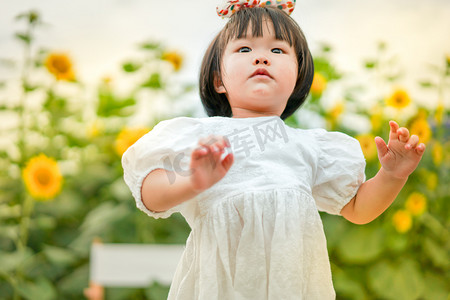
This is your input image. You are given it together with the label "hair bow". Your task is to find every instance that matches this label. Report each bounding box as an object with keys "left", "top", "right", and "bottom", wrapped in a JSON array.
[{"left": 217, "top": 0, "right": 296, "bottom": 18}]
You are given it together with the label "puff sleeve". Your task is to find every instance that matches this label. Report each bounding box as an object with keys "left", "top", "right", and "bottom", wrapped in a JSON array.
[
  {"left": 311, "top": 129, "right": 366, "bottom": 215},
  {"left": 121, "top": 117, "right": 203, "bottom": 219}
]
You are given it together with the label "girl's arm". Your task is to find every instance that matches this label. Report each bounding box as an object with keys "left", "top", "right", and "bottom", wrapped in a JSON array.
[
  {"left": 340, "top": 121, "right": 426, "bottom": 224},
  {"left": 142, "top": 135, "right": 233, "bottom": 212}
]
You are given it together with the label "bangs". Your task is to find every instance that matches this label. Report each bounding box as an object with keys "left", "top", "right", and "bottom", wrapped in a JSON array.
[{"left": 223, "top": 7, "right": 295, "bottom": 46}]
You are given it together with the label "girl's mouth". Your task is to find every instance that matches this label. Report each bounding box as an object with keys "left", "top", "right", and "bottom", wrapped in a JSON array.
[{"left": 250, "top": 68, "right": 272, "bottom": 79}]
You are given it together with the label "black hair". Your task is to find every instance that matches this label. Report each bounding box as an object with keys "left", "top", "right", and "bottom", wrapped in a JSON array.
[{"left": 199, "top": 6, "right": 314, "bottom": 120}]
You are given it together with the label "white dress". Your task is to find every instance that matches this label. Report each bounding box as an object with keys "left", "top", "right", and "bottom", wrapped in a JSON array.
[{"left": 122, "top": 115, "right": 366, "bottom": 300}]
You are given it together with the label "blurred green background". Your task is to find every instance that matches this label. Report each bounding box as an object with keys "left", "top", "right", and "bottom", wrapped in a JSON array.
[{"left": 0, "top": 7, "right": 449, "bottom": 300}]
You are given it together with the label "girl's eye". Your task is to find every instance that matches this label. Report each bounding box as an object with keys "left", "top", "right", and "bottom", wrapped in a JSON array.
[
  {"left": 238, "top": 47, "right": 252, "bottom": 53},
  {"left": 272, "top": 48, "right": 284, "bottom": 54}
]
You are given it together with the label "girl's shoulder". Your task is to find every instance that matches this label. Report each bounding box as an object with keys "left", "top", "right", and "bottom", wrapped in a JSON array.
[
  {"left": 287, "top": 127, "right": 363, "bottom": 159},
  {"left": 288, "top": 126, "right": 358, "bottom": 143},
  {"left": 155, "top": 116, "right": 205, "bottom": 128}
]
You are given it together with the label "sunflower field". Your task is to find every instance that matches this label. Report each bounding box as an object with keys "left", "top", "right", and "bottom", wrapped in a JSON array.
[{"left": 0, "top": 10, "right": 449, "bottom": 300}]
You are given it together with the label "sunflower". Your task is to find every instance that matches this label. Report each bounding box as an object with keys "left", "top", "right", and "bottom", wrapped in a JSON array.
[
  {"left": 370, "top": 113, "right": 383, "bottom": 133},
  {"left": 115, "top": 127, "right": 150, "bottom": 156},
  {"left": 385, "top": 89, "right": 411, "bottom": 109},
  {"left": 405, "top": 192, "right": 427, "bottom": 216},
  {"left": 431, "top": 142, "right": 443, "bottom": 166},
  {"left": 392, "top": 210, "right": 412, "bottom": 233},
  {"left": 419, "top": 169, "right": 438, "bottom": 191},
  {"left": 87, "top": 120, "right": 104, "bottom": 139},
  {"left": 329, "top": 101, "right": 344, "bottom": 120},
  {"left": 410, "top": 118, "right": 432, "bottom": 144},
  {"left": 310, "top": 72, "right": 327, "bottom": 96},
  {"left": 161, "top": 51, "right": 183, "bottom": 71},
  {"left": 356, "top": 134, "right": 377, "bottom": 161},
  {"left": 22, "top": 154, "right": 63, "bottom": 200},
  {"left": 45, "top": 53, "right": 75, "bottom": 81},
  {"left": 434, "top": 102, "right": 444, "bottom": 125}
]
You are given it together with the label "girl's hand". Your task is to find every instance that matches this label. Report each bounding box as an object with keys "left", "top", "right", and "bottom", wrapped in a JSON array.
[
  {"left": 375, "top": 120, "right": 426, "bottom": 179},
  {"left": 189, "top": 135, "right": 234, "bottom": 193}
]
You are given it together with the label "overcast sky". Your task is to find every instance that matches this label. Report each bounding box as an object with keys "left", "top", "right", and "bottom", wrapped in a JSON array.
[{"left": 1, "top": 0, "right": 449, "bottom": 112}]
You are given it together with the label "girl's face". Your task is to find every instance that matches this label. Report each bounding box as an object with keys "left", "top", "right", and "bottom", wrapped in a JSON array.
[{"left": 215, "top": 20, "right": 298, "bottom": 118}]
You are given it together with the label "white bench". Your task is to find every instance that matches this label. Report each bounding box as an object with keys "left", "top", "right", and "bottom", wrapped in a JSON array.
[{"left": 84, "top": 241, "right": 185, "bottom": 300}]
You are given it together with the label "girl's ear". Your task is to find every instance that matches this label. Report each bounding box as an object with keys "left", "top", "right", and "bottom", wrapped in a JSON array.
[{"left": 214, "top": 73, "right": 226, "bottom": 94}]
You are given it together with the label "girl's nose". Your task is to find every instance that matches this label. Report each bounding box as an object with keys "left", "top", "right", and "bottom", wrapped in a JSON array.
[{"left": 253, "top": 56, "right": 269, "bottom": 65}]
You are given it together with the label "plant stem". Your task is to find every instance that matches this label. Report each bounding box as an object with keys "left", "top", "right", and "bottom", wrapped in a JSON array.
[
  {"left": 17, "top": 22, "right": 33, "bottom": 168},
  {"left": 18, "top": 195, "right": 35, "bottom": 251}
]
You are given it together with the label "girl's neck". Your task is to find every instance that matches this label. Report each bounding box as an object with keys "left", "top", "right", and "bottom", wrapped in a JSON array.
[{"left": 231, "top": 109, "right": 281, "bottom": 119}]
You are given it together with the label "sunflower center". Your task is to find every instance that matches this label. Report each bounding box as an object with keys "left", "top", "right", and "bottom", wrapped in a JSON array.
[
  {"left": 395, "top": 95, "right": 404, "bottom": 104},
  {"left": 53, "top": 59, "right": 70, "bottom": 73},
  {"left": 35, "top": 168, "right": 52, "bottom": 186}
]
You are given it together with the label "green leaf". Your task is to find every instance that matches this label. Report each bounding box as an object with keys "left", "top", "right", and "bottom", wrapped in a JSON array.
[
  {"left": 284, "top": 114, "right": 299, "bottom": 128},
  {"left": 423, "top": 237, "right": 450, "bottom": 269},
  {"left": 141, "top": 73, "right": 163, "bottom": 89},
  {"left": 69, "top": 202, "right": 130, "bottom": 254},
  {"left": 386, "top": 232, "right": 408, "bottom": 253},
  {"left": 122, "top": 62, "right": 142, "bottom": 73},
  {"left": 57, "top": 264, "right": 89, "bottom": 297},
  {"left": 17, "top": 277, "right": 56, "bottom": 300},
  {"left": 422, "top": 272, "right": 449, "bottom": 300},
  {"left": 322, "top": 214, "right": 347, "bottom": 249},
  {"left": 15, "top": 10, "right": 41, "bottom": 25},
  {"left": 368, "top": 259, "right": 424, "bottom": 300},
  {"left": 145, "top": 281, "right": 170, "bottom": 300},
  {"left": 106, "top": 288, "right": 145, "bottom": 300},
  {"left": 15, "top": 32, "right": 31, "bottom": 44},
  {"left": 0, "top": 204, "right": 21, "bottom": 219},
  {"left": 97, "top": 88, "right": 136, "bottom": 117},
  {"left": 313, "top": 57, "right": 341, "bottom": 80},
  {"left": 364, "top": 60, "right": 377, "bottom": 69},
  {"left": 337, "top": 224, "right": 385, "bottom": 264},
  {"left": 110, "top": 178, "right": 133, "bottom": 202},
  {"left": 386, "top": 74, "right": 401, "bottom": 82},
  {"left": 23, "top": 81, "right": 38, "bottom": 92},
  {"left": 419, "top": 81, "right": 435, "bottom": 88},
  {"left": 321, "top": 44, "right": 332, "bottom": 53},
  {"left": 333, "top": 269, "right": 367, "bottom": 300},
  {"left": 140, "top": 41, "right": 160, "bottom": 51},
  {"left": 43, "top": 245, "right": 78, "bottom": 267},
  {"left": 0, "top": 248, "right": 34, "bottom": 273},
  {"left": 377, "top": 41, "right": 387, "bottom": 51}
]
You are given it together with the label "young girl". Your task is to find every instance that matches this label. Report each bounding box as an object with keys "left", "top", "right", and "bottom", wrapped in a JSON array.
[{"left": 122, "top": 1, "right": 426, "bottom": 299}]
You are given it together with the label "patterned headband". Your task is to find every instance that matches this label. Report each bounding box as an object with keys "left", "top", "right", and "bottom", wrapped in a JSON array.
[{"left": 217, "top": 0, "right": 296, "bottom": 18}]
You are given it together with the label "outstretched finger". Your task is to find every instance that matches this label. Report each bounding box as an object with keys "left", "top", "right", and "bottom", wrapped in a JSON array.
[
  {"left": 221, "top": 152, "right": 234, "bottom": 172},
  {"left": 397, "top": 127, "right": 410, "bottom": 143},
  {"left": 405, "top": 134, "right": 419, "bottom": 150},
  {"left": 375, "top": 136, "right": 388, "bottom": 158},
  {"left": 191, "top": 146, "right": 209, "bottom": 160},
  {"left": 415, "top": 143, "right": 426, "bottom": 155},
  {"left": 389, "top": 121, "right": 400, "bottom": 141}
]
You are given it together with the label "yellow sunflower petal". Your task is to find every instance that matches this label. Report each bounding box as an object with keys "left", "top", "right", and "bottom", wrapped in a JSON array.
[
  {"left": 410, "top": 118, "right": 432, "bottom": 144},
  {"left": 310, "top": 72, "right": 327, "bottom": 96},
  {"left": 356, "top": 134, "right": 377, "bottom": 161},
  {"left": 115, "top": 127, "right": 150, "bottom": 156},
  {"left": 392, "top": 210, "right": 412, "bottom": 233},
  {"left": 22, "top": 154, "right": 63, "bottom": 200},
  {"left": 161, "top": 51, "right": 183, "bottom": 72},
  {"left": 431, "top": 142, "right": 443, "bottom": 166},
  {"left": 386, "top": 89, "right": 411, "bottom": 109},
  {"left": 405, "top": 192, "right": 427, "bottom": 216},
  {"left": 45, "top": 53, "right": 76, "bottom": 81}
]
